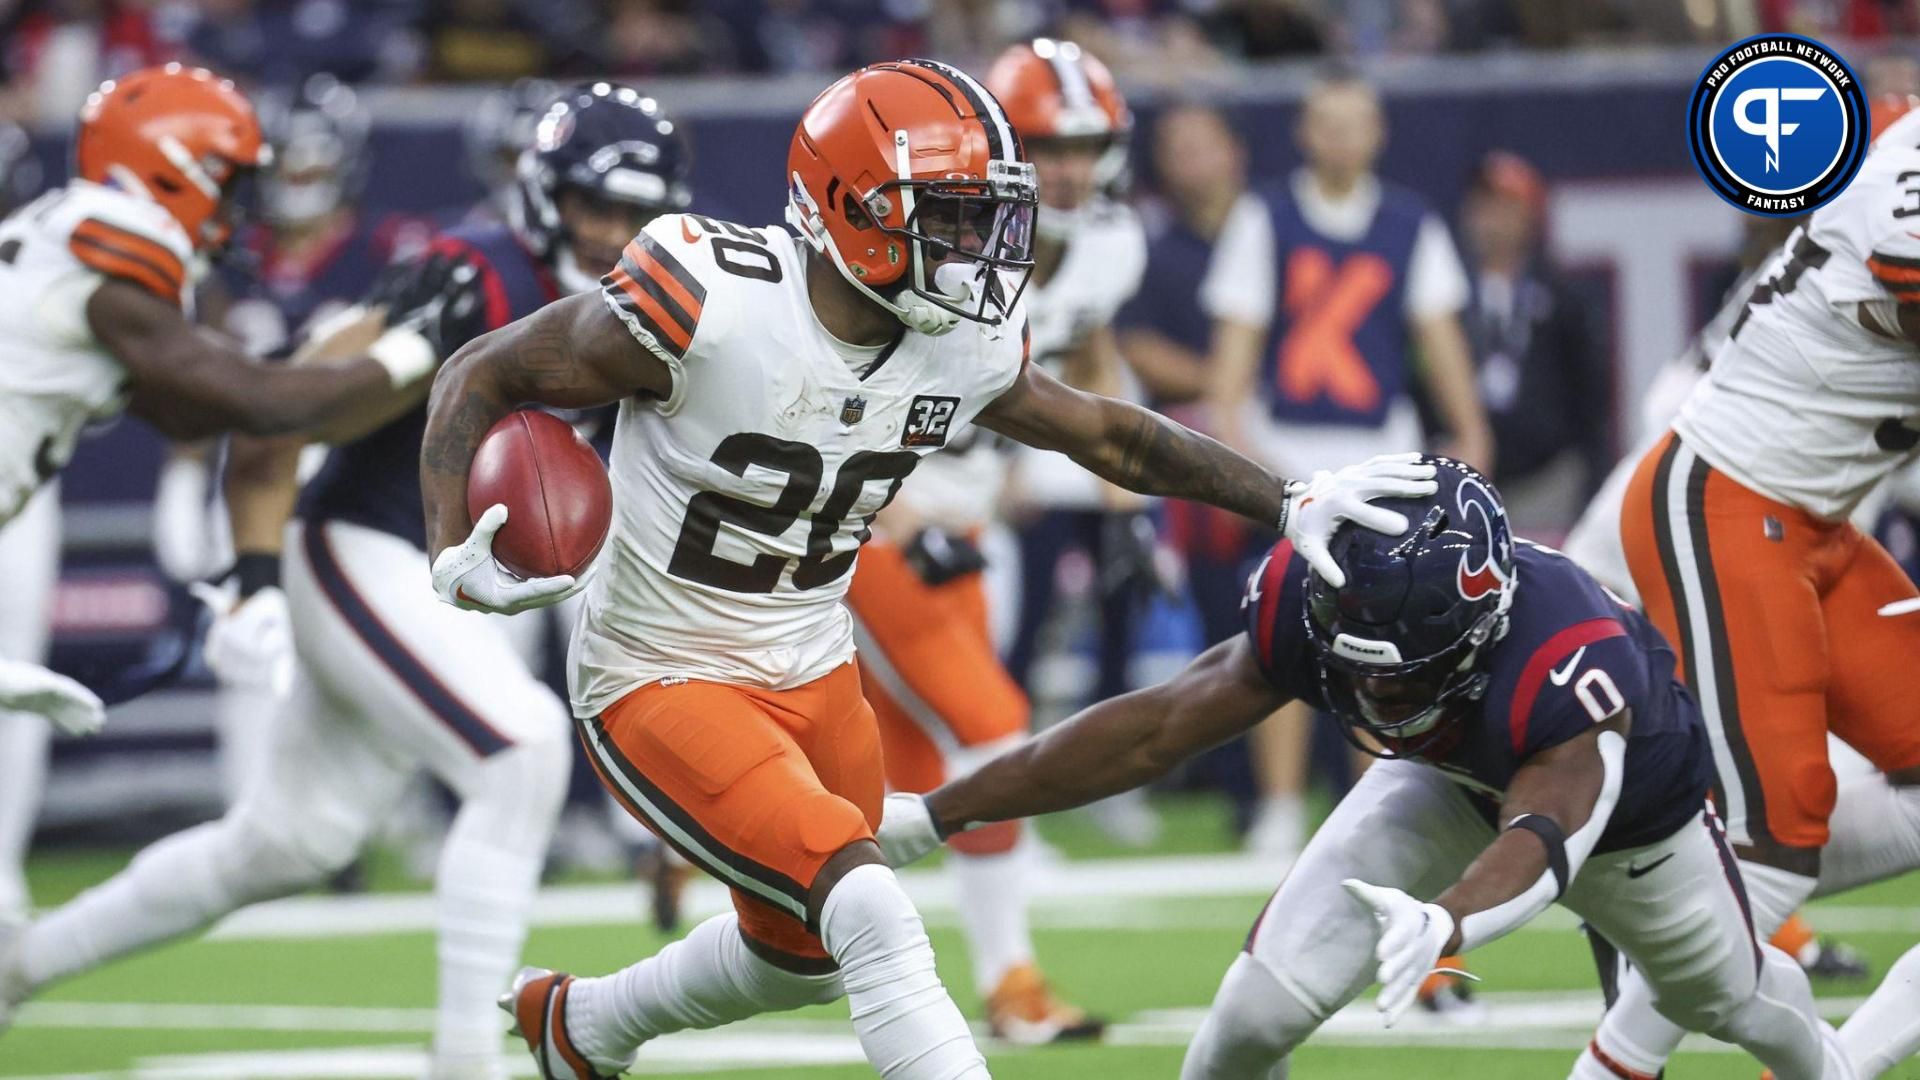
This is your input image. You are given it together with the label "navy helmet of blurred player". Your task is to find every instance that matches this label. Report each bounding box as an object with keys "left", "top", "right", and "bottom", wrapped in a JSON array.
[
  {"left": 256, "top": 74, "right": 370, "bottom": 230},
  {"left": 465, "top": 77, "right": 559, "bottom": 219},
  {"left": 510, "top": 81, "right": 693, "bottom": 293},
  {"left": 1306, "top": 458, "right": 1515, "bottom": 757},
  {"left": 0, "top": 120, "right": 43, "bottom": 218}
]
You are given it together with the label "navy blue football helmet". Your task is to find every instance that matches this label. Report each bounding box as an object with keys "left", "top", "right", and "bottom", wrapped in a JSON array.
[
  {"left": 256, "top": 74, "right": 370, "bottom": 228},
  {"left": 511, "top": 81, "right": 693, "bottom": 289},
  {"left": 1304, "top": 456, "right": 1517, "bottom": 757}
]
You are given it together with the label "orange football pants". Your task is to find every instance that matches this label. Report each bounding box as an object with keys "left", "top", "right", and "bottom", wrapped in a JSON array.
[
  {"left": 1622, "top": 432, "right": 1920, "bottom": 865},
  {"left": 846, "top": 538, "right": 1029, "bottom": 856},
  {"left": 578, "top": 662, "right": 881, "bottom": 968}
]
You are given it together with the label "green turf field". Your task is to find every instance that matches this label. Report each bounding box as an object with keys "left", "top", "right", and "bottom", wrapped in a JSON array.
[{"left": 5, "top": 797, "right": 1918, "bottom": 1079}]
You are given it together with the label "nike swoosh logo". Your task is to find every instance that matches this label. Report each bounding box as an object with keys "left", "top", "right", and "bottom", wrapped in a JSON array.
[
  {"left": 1626, "top": 853, "right": 1675, "bottom": 879},
  {"left": 1548, "top": 646, "right": 1587, "bottom": 686},
  {"left": 681, "top": 218, "right": 700, "bottom": 244}
]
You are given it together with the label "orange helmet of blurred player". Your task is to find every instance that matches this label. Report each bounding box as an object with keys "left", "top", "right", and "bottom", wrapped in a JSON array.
[
  {"left": 787, "top": 59, "right": 1037, "bottom": 336},
  {"left": 1871, "top": 92, "right": 1920, "bottom": 143},
  {"left": 75, "top": 63, "right": 271, "bottom": 251},
  {"left": 987, "top": 39, "right": 1130, "bottom": 188}
]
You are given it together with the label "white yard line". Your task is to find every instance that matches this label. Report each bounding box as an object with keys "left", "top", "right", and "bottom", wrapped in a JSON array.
[{"left": 186, "top": 852, "right": 1920, "bottom": 940}]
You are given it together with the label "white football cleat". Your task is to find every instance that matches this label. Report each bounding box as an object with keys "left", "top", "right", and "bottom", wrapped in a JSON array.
[{"left": 499, "top": 966, "right": 615, "bottom": 1080}]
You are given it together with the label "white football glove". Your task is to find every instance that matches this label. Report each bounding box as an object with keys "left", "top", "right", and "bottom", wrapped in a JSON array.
[
  {"left": 1284, "top": 453, "right": 1440, "bottom": 588},
  {"left": 1342, "top": 878, "right": 1461, "bottom": 1027},
  {"left": 431, "top": 503, "right": 586, "bottom": 615},
  {"left": 0, "top": 658, "right": 105, "bottom": 737},
  {"left": 877, "top": 793, "right": 945, "bottom": 868},
  {"left": 189, "top": 581, "right": 295, "bottom": 695}
]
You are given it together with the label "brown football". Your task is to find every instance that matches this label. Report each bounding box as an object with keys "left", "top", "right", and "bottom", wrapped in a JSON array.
[{"left": 466, "top": 410, "right": 612, "bottom": 580}]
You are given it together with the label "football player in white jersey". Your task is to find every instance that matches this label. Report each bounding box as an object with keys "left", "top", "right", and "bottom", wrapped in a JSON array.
[
  {"left": 985, "top": 42, "right": 1160, "bottom": 808},
  {"left": 832, "top": 38, "right": 1142, "bottom": 1045},
  {"left": 418, "top": 59, "right": 1437, "bottom": 1080},
  {"left": 1572, "top": 105, "right": 1920, "bottom": 1080},
  {"left": 0, "top": 64, "right": 462, "bottom": 735}
]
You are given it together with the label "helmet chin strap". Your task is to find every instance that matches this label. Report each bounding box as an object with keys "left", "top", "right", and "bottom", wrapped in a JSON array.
[{"left": 552, "top": 243, "right": 602, "bottom": 295}]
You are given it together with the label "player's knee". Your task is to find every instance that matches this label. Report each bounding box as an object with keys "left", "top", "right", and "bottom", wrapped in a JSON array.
[
  {"left": 211, "top": 808, "right": 362, "bottom": 903},
  {"left": 1187, "top": 955, "right": 1319, "bottom": 1076},
  {"left": 815, "top": 861, "right": 932, "bottom": 986},
  {"left": 467, "top": 723, "right": 572, "bottom": 828}
]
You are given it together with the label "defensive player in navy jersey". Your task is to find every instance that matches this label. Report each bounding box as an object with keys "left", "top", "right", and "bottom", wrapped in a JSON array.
[
  {"left": 880, "top": 458, "right": 1853, "bottom": 1080},
  {"left": 0, "top": 83, "right": 689, "bottom": 1080}
]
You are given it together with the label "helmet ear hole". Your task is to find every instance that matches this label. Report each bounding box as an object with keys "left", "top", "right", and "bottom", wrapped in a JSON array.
[
  {"left": 841, "top": 191, "right": 873, "bottom": 230},
  {"left": 151, "top": 174, "right": 182, "bottom": 194}
]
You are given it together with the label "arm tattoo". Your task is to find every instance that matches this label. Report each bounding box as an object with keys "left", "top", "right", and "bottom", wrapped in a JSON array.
[
  {"left": 420, "top": 387, "right": 503, "bottom": 476},
  {"left": 1100, "top": 404, "right": 1293, "bottom": 526}
]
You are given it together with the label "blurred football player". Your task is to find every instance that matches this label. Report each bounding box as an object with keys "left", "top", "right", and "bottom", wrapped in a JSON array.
[
  {"left": 416, "top": 59, "right": 1430, "bottom": 1080},
  {"left": 0, "top": 118, "right": 57, "bottom": 921},
  {"left": 465, "top": 77, "right": 560, "bottom": 225},
  {"left": 984, "top": 42, "right": 1163, "bottom": 852},
  {"left": 0, "top": 84, "right": 689, "bottom": 1080},
  {"left": 880, "top": 457, "right": 1853, "bottom": 1080},
  {"left": 0, "top": 64, "right": 459, "bottom": 736},
  {"left": 1570, "top": 98, "right": 1920, "bottom": 1080},
  {"left": 836, "top": 37, "right": 1134, "bottom": 1045},
  {"left": 1200, "top": 68, "right": 1495, "bottom": 861}
]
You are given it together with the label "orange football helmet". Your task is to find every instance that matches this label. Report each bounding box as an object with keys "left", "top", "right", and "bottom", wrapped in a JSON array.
[
  {"left": 986, "top": 39, "right": 1129, "bottom": 146},
  {"left": 787, "top": 59, "right": 1037, "bottom": 335},
  {"left": 75, "top": 64, "right": 270, "bottom": 251}
]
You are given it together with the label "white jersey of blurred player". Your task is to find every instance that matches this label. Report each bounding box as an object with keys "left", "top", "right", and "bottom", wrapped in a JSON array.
[
  {"left": 1566, "top": 109, "right": 1920, "bottom": 1080},
  {"left": 0, "top": 181, "right": 190, "bottom": 916},
  {"left": 570, "top": 214, "right": 1027, "bottom": 709},
  {"left": 1003, "top": 198, "right": 1148, "bottom": 509},
  {"left": 0, "top": 183, "right": 194, "bottom": 522}
]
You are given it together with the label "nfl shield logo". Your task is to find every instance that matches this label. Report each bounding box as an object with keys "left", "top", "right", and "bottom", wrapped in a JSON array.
[{"left": 840, "top": 395, "right": 867, "bottom": 425}]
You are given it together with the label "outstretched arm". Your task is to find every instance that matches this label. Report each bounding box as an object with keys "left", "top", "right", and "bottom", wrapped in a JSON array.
[
  {"left": 93, "top": 281, "right": 415, "bottom": 441},
  {"left": 924, "top": 637, "right": 1285, "bottom": 834},
  {"left": 976, "top": 361, "right": 1438, "bottom": 585},
  {"left": 977, "top": 359, "right": 1292, "bottom": 526},
  {"left": 419, "top": 292, "right": 670, "bottom": 563}
]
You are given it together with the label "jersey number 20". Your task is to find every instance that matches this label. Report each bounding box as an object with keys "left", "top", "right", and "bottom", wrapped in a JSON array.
[{"left": 668, "top": 433, "right": 919, "bottom": 593}]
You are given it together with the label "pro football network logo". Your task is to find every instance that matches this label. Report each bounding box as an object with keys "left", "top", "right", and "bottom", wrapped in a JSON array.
[{"left": 1688, "top": 34, "right": 1868, "bottom": 216}]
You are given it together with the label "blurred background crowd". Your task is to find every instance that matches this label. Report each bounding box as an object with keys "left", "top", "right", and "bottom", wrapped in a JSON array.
[
  {"left": 4, "top": 0, "right": 1920, "bottom": 882},
  {"left": 7, "top": 0, "right": 1920, "bottom": 122}
]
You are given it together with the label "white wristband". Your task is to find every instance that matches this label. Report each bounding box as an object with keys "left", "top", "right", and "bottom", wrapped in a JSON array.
[{"left": 367, "top": 326, "right": 438, "bottom": 388}]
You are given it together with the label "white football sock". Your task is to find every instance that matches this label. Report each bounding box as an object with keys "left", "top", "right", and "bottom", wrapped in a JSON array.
[
  {"left": 950, "top": 846, "right": 1034, "bottom": 997},
  {"left": 432, "top": 738, "right": 568, "bottom": 1074},
  {"left": 1817, "top": 778, "right": 1920, "bottom": 898},
  {"left": 1839, "top": 943, "right": 1920, "bottom": 1079},
  {"left": 0, "top": 712, "right": 49, "bottom": 918},
  {"left": 1244, "top": 795, "right": 1305, "bottom": 857},
  {"left": 433, "top": 829, "right": 544, "bottom": 1071},
  {"left": 821, "top": 862, "right": 989, "bottom": 1080},
  {"left": 566, "top": 913, "right": 842, "bottom": 1072}
]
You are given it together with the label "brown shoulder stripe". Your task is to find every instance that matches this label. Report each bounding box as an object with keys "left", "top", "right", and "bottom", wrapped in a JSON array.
[{"left": 70, "top": 218, "right": 185, "bottom": 302}]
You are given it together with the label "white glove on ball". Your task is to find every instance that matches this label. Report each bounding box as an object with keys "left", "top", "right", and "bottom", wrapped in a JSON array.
[{"left": 431, "top": 503, "right": 586, "bottom": 615}]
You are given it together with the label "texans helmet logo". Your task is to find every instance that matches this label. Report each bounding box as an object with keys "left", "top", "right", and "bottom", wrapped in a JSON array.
[{"left": 1454, "top": 476, "right": 1513, "bottom": 602}]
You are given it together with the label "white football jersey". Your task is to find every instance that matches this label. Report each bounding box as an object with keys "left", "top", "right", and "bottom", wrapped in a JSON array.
[
  {"left": 1006, "top": 198, "right": 1148, "bottom": 511},
  {"left": 568, "top": 214, "right": 1028, "bottom": 712},
  {"left": 1675, "top": 113, "right": 1920, "bottom": 520},
  {"left": 0, "top": 181, "right": 195, "bottom": 524}
]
